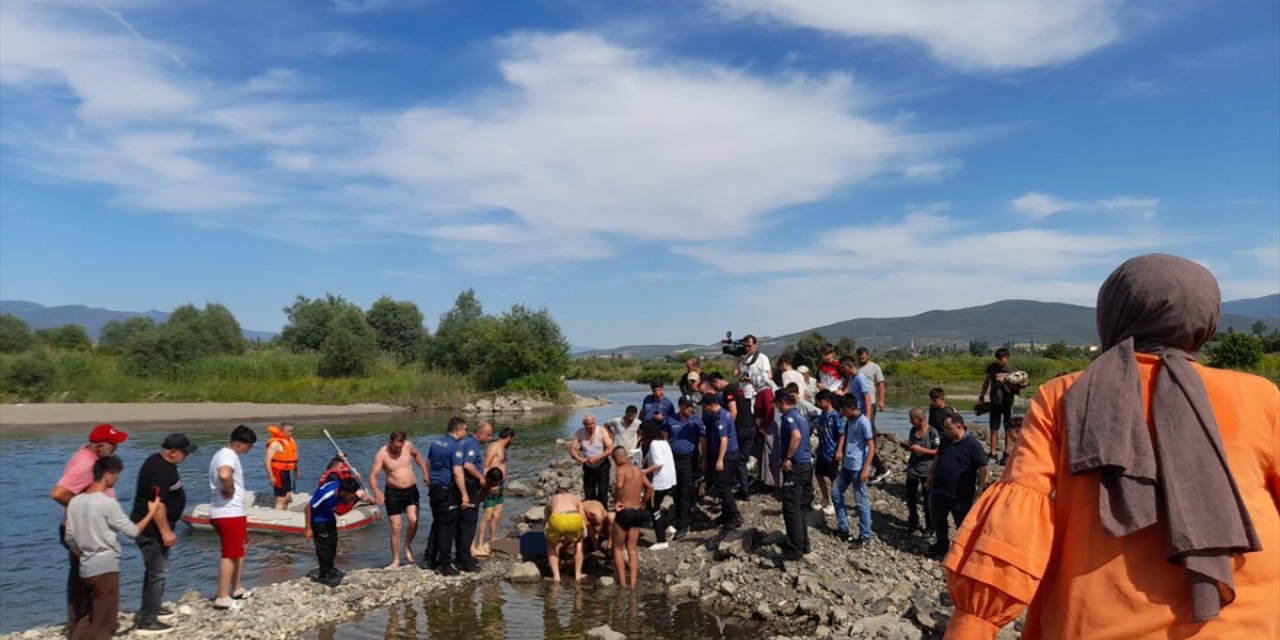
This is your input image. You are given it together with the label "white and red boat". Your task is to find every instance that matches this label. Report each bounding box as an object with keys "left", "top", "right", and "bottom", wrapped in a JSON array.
[{"left": 183, "top": 490, "right": 381, "bottom": 534}]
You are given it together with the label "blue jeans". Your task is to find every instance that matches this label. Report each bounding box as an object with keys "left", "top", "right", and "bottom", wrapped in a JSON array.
[{"left": 834, "top": 467, "right": 872, "bottom": 539}]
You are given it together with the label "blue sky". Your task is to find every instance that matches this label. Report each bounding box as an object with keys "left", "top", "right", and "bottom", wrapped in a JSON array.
[{"left": 1, "top": 0, "right": 1277, "bottom": 347}]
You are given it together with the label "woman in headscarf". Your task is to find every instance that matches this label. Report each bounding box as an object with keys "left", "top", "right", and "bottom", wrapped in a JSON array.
[{"left": 943, "top": 254, "right": 1279, "bottom": 639}]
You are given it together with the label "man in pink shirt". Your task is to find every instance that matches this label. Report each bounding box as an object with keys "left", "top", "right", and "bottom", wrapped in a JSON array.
[{"left": 49, "top": 424, "right": 128, "bottom": 632}]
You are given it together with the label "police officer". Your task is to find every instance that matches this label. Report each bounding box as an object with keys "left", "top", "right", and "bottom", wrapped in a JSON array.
[
  {"left": 776, "top": 392, "right": 813, "bottom": 560},
  {"left": 422, "top": 417, "right": 469, "bottom": 576},
  {"left": 453, "top": 422, "right": 487, "bottom": 572},
  {"left": 701, "top": 395, "right": 742, "bottom": 531},
  {"left": 663, "top": 397, "right": 702, "bottom": 540}
]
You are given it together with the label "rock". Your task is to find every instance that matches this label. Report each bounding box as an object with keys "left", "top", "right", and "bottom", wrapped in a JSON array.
[
  {"left": 523, "top": 507, "right": 545, "bottom": 523},
  {"left": 509, "top": 562, "right": 542, "bottom": 583},
  {"left": 759, "top": 530, "right": 788, "bottom": 547},
  {"left": 505, "top": 480, "right": 533, "bottom": 497},
  {"left": 463, "top": 403, "right": 477, "bottom": 413},
  {"left": 799, "top": 597, "right": 826, "bottom": 616},
  {"left": 489, "top": 537, "right": 522, "bottom": 556},
  {"left": 177, "top": 605, "right": 194, "bottom": 616},
  {"left": 719, "top": 581, "right": 737, "bottom": 596},
  {"left": 598, "top": 576, "right": 616, "bottom": 587},
  {"left": 755, "top": 602, "right": 774, "bottom": 620},
  {"left": 476, "top": 398, "right": 493, "bottom": 411},
  {"left": 586, "top": 625, "right": 626, "bottom": 640},
  {"left": 667, "top": 580, "right": 701, "bottom": 599},
  {"left": 868, "top": 597, "right": 891, "bottom": 615},
  {"left": 550, "top": 458, "right": 577, "bottom": 470}
]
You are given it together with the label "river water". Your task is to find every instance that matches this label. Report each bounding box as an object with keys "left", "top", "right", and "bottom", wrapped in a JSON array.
[{"left": 0, "top": 381, "right": 924, "bottom": 635}]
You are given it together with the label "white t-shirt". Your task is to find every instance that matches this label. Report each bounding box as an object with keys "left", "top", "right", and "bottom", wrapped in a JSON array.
[
  {"left": 645, "top": 440, "right": 676, "bottom": 491},
  {"left": 859, "top": 361, "right": 886, "bottom": 404},
  {"left": 740, "top": 353, "right": 773, "bottom": 398},
  {"left": 781, "top": 369, "right": 806, "bottom": 394},
  {"left": 208, "top": 446, "right": 246, "bottom": 519},
  {"left": 605, "top": 416, "right": 642, "bottom": 454}
]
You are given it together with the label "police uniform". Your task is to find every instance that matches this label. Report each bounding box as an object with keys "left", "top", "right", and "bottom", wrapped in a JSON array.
[
  {"left": 454, "top": 434, "right": 484, "bottom": 571},
  {"left": 779, "top": 406, "right": 813, "bottom": 556},
  {"left": 423, "top": 434, "right": 461, "bottom": 571},
  {"left": 702, "top": 398, "right": 741, "bottom": 529}
]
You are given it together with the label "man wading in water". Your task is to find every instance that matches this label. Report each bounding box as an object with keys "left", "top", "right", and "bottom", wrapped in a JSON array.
[
  {"left": 610, "top": 446, "right": 653, "bottom": 588},
  {"left": 369, "top": 431, "right": 430, "bottom": 568}
]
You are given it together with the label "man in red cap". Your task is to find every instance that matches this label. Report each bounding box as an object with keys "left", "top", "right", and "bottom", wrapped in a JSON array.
[{"left": 49, "top": 424, "right": 128, "bottom": 632}]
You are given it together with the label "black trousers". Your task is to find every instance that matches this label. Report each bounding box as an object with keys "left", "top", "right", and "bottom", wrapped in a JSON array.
[
  {"left": 780, "top": 462, "right": 813, "bottom": 554},
  {"left": 869, "top": 413, "right": 888, "bottom": 476},
  {"left": 905, "top": 475, "right": 931, "bottom": 530},
  {"left": 715, "top": 452, "right": 740, "bottom": 523},
  {"left": 672, "top": 453, "right": 695, "bottom": 531},
  {"left": 135, "top": 534, "right": 170, "bottom": 624},
  {"left": 454, "top": 479, "right": 481, "bottom": 569},
  {"left": 930, "top": 493, "right": 973, "bottom": 549},
  {"left": 734, "top": 429, "right": 755, "bottom": 496},
  {"left": 312, "top": 519, "right": 338, "bottom": 577},
  {"left": 426, "top": 485, "right": 458, "bottom": 567},
  {"left": 582, "top": 463, "right": 611, "bottom": 505},
  {"left": 649, "top": 488, "right": 673, "bottom": 543},
  {"left": 60, "top": 525, "right": 84, "bottom": 631}
]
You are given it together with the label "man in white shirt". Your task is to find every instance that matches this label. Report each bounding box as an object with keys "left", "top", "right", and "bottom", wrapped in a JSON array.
[
  {"left": 639, "top": 422, "right": 677, "bottom": 550},
  {"left": 208, "top": 425, "right": 256, "bottom": 610},
  {"left": 733, "top": 334, "right": 773, "bottom": 399},
  {"left": 779, "top": 354, "right": 806, "bottom": 393},
  {"left": 605, "top": 406, "right": 642, "bottom": 465}
]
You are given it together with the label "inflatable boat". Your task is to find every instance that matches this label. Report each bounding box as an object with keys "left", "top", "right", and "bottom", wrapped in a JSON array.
[{"left": 183, "top": 490, "right": 381, "bottom": 534}]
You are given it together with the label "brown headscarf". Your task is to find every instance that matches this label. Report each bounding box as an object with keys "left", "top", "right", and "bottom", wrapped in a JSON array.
[{"left": 1064, "top": 253, "right": 1261, "bottom": 622}]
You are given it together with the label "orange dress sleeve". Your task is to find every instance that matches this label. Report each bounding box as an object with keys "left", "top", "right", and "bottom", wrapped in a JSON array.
[{"left": 943, "top": 383, "right": 1061, "bottom": 638}]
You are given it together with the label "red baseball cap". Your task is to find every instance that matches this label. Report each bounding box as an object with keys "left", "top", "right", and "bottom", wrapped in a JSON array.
[{"left": 89, "top": 424, "right": 128, "bottom": 445}]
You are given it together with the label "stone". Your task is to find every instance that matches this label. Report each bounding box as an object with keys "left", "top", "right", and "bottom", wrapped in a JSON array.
[
  {"left": 510, "top": 562, "right": 542, "bottom": 583},
  {"left": 719, "top": 581, "right": 737, "bottom": 596},
  {"left": 667, "top": 580, "right": 701, "bottom": 599},
  {"left": 868, "top": 597, "right": 891, "bottom": 615},
  {"left": 799, "top": 597, "right": 826, "bottom": 616},
  {"left": 505, "top": 481, "right": 533, "bottom": 497},
  {"left": 476, "top": 398, "right": 493, "bottom": 411},
  {"left": 177, "top": 605, "right": 194, "bottom": 616},
  {"left": 523, "top": 507, "right": 545, "bottom": 523},
  {"left": 755, "top": 602, "right": 774, "bottom": 620},
  {"left": 586, "top": 625, "right": 626, "bottom": 640},
  {"left": 598, "top": 576, "right": 616, "bottom": 587},
  {"left": 489, "top": 537, "right": 522, "bottom": 556}
]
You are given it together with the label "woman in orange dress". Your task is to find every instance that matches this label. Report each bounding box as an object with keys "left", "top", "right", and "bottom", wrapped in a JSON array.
[{"left": 944, "top": 254, "right": 1279, "bottom": 639}]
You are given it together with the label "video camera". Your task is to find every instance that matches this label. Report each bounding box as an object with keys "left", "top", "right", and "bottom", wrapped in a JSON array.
[{"left": 720, "top": 331, "right": 749, "bottom": 357}]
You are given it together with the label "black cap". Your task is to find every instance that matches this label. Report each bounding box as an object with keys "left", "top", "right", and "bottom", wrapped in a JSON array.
[
  {"left": 678, "top": 395, "right": 694, "bottom": 407},
  {"left": 162, "top": 433, "right": 198, "bottom": 455}
]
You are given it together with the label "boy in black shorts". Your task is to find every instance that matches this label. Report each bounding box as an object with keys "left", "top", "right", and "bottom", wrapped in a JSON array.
[
  {"left": 610, "top": 447, "right": 652, "bottom": 588},
  {"left": 812, "top": 390, "right": 843, "bottom": 516},
  {"left": 978, "top": 348, "right": 1015, "bottom": 462}
]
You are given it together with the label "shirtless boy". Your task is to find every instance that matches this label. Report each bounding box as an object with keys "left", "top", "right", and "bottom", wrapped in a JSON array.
[
  {"left": 543, "top": 488, "right": 587, "bottom": 582},
  {"left": 610, "top": 446, "right": 653, "bottom": 588},
  {"left": 475, "top": 427, "right": 515, "bottom": 557},
  {"left": 580, "top": 499, "right": 614, "bottom": 555},
  {"left": 369, "top": 431, "right": 430, "bottom": 568}
]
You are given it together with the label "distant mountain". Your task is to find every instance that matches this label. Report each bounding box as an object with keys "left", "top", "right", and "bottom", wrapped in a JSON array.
[
  {"left": 576, "top": 297, "right": 1280, "bottom": 358},
  {"left": 0, "top": 300, "right": 276, "bottom": 342},
  {"left": 1221, "top": 294, "right": 1279, "bottom": 322}
]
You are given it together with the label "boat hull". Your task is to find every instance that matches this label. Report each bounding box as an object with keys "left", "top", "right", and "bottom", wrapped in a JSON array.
[{"left": 182, "top": 490, "right": 381, "bottom": 534}]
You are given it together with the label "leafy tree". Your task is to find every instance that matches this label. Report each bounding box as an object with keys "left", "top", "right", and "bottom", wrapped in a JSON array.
[
  {"left": 166, "top": 303, "right": 244, "bottom": 355},
  {"left": 1, "top": 351, "right": 57, "bottom": 398},
  {"left": 429, "top": 289, "right": 486, "bottom": 370},
  {"left": 1252, "top": 320, "right": 1269, "bottom": 338},
  {"left": 785, "top": 332, "right": 828, "bottom": 369},
  {"left": 835, "top": 337, "right": 858, "bottom": 358},
  {"left": 366, "top": 296, "right": 428, "bottom": 364},
  {"left": 0, "top": 314, "right": 34, "bottom": 354},
  {"left": 318, "top": 307, "right": 378, "bottom": 378},
  {"left": 1206, "top": 332, "right": 1264, "bottom": 369},
  {"left": 280, "top": 294, "right": 361, "bottom": 352},
  {"left": 968, "top": 340, "right": 990, "bottom": 357},
  {"left": 36, "top": 325, "right": 92, "bottom": 351},
  {"left": 121, "top": 328, "right": 204, "bottom": 377},
  {"left": 1041, "top": 341, "right": 1073, "bottom": 360},
  {"left": 98, "top": 317, "right": 158, "bottom": 354},
  {"left": 479, "top": 304, "right": 571, "bottom": 388}
]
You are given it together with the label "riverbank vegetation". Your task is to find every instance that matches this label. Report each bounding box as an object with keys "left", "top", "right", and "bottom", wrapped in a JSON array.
[{"left": 0, "top": 289, "right": 572, "bottom": 405}]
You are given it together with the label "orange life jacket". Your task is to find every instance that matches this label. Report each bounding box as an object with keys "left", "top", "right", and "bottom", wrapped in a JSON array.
[{"left": 266, "top": 425, "right": 298, "bottom": 473}]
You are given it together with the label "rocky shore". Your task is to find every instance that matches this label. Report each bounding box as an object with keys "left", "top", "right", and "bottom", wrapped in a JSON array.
[{"left": 461, "top": 392, "right": 609, "bottom": 414}]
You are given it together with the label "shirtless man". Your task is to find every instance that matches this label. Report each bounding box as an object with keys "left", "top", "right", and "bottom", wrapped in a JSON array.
[
  {"left": 580, "top": 499, "right": 614, "bottom": 555},
  {"left": 475, "top": 427, "right": 515, "bottom": 557},
  {"left": 369, "top": 431, "right": 430, "bottom": 568},
  {"left": 610, "top": 446, "right": 652, "bottom": 588},
  {"left": 543, "top": 489, "right": 587, "bottom": 582}
]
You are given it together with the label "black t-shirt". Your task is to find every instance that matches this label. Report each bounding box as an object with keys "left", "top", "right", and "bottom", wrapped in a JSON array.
[
  {"left": 927, "top": 404, "right": 954, "bottom": 432},
  {"left": 986, "top": 362, "right": 1012, "bottom": 404},
  {"left": 131, "top": 453, "right": 186, "bottom": 536},
  {"left": 932, "top": 433, "right": 988, "bottom": 502},
  {"left": 721, "top": 384, "right": 755, "bottom": 432}
]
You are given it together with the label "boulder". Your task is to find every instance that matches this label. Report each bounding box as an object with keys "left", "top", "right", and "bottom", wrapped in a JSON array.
[
  {"left": 667, "top": 580, "right": 701, "bottom": 599},
  {"left": 509, "top": 562, "right": 542, "bottom": 584},
  {"left": 523, "top": 507, "right": 545, "bottom": 523},
  {"left": 586, "top": 625, "right": 626, "bottom": 640},
  {"left": 598, "top": 576, "right": 616, "bottom": 587},
  {"left": 506, "top": 481, "right": 533, "bottom": 497}
]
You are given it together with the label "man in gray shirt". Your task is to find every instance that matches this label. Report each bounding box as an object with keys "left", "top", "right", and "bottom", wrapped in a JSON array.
[
  {"left": 605, "top": 405, "right": 642, "bottom": 465},
  {"left": 857, "top": 347, "right": 890, "bottom": 484},
  {"left": 65, "top": 457, "right": 161, "bottom": 639}
]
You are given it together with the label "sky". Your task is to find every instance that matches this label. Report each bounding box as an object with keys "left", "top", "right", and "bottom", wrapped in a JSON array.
[{"left": 1, "top": 0, "right": 1277, "bottom": 348}]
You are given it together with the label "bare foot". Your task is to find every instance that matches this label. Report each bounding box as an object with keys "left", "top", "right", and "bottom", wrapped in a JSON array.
[
  {"left": 575, "top": 575, "right": 584, "bottom": 582},
  {"left": 551, "top": 575, "right": 561, "bottom": 582},
  {"left": 404, "top": 549, "right": 415, "bottom": 564},
  {"left": 387, "top": 561, "right": 401, "bottom": 569}
]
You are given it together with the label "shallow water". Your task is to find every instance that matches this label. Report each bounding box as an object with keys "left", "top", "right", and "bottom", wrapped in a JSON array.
[{"left": 0, "top": 381, "right": 924, "bottom": 633}]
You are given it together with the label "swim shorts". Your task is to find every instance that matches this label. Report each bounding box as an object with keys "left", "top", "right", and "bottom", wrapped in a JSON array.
[
  {"left": 272, "top": 471, "right": 294, "bottom": 497},
  {"left": 615, "top": 508, "right": 648, "bottom": 531},
  {"left": 211, "top": 516, "right": 249, "bottom": 559},
  {"left": 383, "top": 484, "right": 420, "bottom": 516},
  {"left": 482, "top": 483, "right": 505, "bottom": 509},
  {"left": 546, "top": 512, "right": 585, "bottom": 545}
]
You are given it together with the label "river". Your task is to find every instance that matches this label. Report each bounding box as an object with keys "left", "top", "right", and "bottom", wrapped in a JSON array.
[{"left": 0, "top": 381, "right": 925, "bottom": 635}]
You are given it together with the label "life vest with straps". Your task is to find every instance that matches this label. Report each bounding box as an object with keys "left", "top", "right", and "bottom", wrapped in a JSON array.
[
  {"left": 266, "top": 425, "right": 298, "bottom": 476},
  {"left": 318, "top": 466, "right": 358, "bottom": 515}
]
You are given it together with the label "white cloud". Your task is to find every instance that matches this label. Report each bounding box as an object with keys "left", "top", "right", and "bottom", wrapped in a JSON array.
[
  {"left": 1010, "top": 192, "right": 1158, "bottom": 220},
  {"left": 710, "top": 0, "right": 1122, "bottom": 70},
  {"left": 278, "top": 30, "right": 384, "bottom": 57},
  {"left": 1241, "top": 243, "right": 1280, "bottom": 271}
]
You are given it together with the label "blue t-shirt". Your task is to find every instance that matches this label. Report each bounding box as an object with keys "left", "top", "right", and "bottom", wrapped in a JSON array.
[
  {"left": 815, "top": 410, "right": 844, "bottom": 462},
  {"left": 842, "top": 414, "right": 875, "bottom": 472},
  {"left": 702, "top": 408, "right": 738, "bottom": 455},
  {"left": 780, "top": 407, "right": 812, "bottom": 464},
  {"left": 459, "top": 434, "right": 484, "bottom": 485},
  {"left": 426, "top": 435, "right": 460, "bottom": 486},
  {"left": 310, "top": 480, "right": 341, "bottom": 524},
  {"left": 663, "top": 413, "right": 702, "bottom": 456},
  {"left": 640, "top": 394, "right": 676, "bottom": 422},
  {"left": 846, "top": 373, "right": 872, "bottom": 414}
]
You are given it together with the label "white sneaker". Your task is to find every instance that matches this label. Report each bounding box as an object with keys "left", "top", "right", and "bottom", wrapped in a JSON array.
[
  {"left": 822, "top": 503, "right": 835, "bottom": 516},
  {"left": 212, "top": 597, "right": 241, "bottom": 611},
  {"left": 649, "top": 542, "right": 670, "bottom": 551},
  {"left": 871, "top": 471, "right": 891, "bottom": 485}
]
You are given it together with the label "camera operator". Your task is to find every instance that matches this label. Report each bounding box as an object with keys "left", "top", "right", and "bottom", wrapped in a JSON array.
[{"left": 732, "top": 335, "right": 773, "bottom": 400}]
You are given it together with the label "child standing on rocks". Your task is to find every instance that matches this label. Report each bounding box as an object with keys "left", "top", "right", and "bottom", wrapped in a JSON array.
[
  {"left": 611, "top": 447, "right": 653, "bottom": 588},
  {"left": 305, "top": 477, "right": 362, "bottom": 586},
  {"left": 813, "top": 390, "right": 843, "bottom": 516}
]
